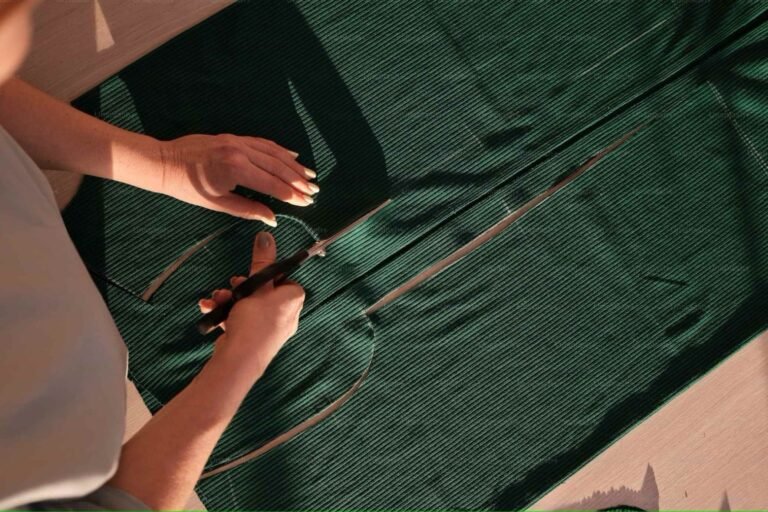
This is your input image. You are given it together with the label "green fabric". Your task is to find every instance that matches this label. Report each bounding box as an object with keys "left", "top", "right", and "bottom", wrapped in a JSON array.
[
  {"left": 196, "top": 24, "right": 768, "bottom": 508},
  {"left": 63, "top": 0, "right": 768, "bottom": 509},
  {"left": 67, "top": 0, "right": 766, "bottom": 299}
]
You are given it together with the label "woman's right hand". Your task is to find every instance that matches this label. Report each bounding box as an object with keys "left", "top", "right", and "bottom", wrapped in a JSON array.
[{"left": 198, "top": 231, "right": 305, "bottom": 382}]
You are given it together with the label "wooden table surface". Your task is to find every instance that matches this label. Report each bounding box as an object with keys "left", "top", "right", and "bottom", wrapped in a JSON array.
[{"left": 18, "top": 1, "right": 767, "bottom": 509}]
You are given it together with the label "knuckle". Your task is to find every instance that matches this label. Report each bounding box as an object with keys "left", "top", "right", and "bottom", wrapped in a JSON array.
[
  {"left": 265, "top": 154, "right": 283, "bottom": 171},
  {"left": 255, "top": 137, "right": 277, "bottom": 148},
  {"left": 217, "top": 143, "right": 242, "bottom": 160},
  {"left": 284, "top": 284, "right": 306, "bottom": 305},
  {"left": 217, "top": 133, "right": 238, "bottom": 144},
  {"left": 210, "top": 172, "right": 235, "bottom": 192},
  {"left": 257, "top": 139, "right": 277, "bottom": 154}
]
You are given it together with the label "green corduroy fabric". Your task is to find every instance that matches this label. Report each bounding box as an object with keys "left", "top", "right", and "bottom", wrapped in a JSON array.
[
  {"left": 62, "top": 1, "right": 768, "bottom": 508},
  {"left": 67, "top": 0, "right": 766, "bottom": 300},
  {"left": 195, "top": 23, "right": 768, "bottom": 508}
]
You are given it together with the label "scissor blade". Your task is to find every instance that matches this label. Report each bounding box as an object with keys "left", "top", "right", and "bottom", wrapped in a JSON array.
[{"left": 307, "top": 199, "right": 391, "bottom": 257}]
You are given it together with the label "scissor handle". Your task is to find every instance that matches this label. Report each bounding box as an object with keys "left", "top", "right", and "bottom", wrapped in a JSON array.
[{"left": 196, "top": 249, "right": 309, "bottom": 335}]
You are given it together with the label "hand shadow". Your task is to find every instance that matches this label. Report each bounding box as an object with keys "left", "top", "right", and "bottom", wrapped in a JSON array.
[{"left": 117, "top": 0, "right": 390, "bottom": 237}]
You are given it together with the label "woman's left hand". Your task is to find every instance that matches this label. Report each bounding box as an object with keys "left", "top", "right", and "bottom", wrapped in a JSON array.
[{"left": 156, "top": 134, "right": 319, "bottom": 226}]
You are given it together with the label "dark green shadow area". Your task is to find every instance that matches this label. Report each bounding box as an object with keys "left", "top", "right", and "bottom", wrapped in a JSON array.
[{"left": 66, "top": 0, "right": 390, "bottom": 296}]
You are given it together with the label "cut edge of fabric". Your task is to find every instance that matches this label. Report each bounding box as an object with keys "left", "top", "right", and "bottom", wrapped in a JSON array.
[
  {"left": 364, "top": 122, "right": 648, "bottom": 316},
  {"left": 200, "top": 315, "right": 376, "bottom": 478},
  {"left": 141, "top": 224, "right": 238, "bottom": 302}
]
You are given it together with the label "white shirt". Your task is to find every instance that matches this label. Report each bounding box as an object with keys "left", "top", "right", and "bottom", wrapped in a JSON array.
[{"left": 0, "top": 124, "right": 130, "bottom": 509}]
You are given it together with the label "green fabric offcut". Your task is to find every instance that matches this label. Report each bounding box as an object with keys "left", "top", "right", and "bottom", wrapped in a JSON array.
[{"left": 62, "top": 1, "right": 768, "bottom": 508}]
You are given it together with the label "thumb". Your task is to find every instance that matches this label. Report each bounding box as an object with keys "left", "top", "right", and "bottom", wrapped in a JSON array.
[{"left": 251, "top": 231, "right": 277, "bottom": 276}]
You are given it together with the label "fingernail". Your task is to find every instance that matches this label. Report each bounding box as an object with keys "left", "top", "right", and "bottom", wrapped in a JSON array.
[
  {"left": 303, "top": 195, "right": 314, "bottom": 205},
  {"left": 308, "top": 183, "right": 320, "bottom": 194},
  {"left": 304, "top": 168, "right": 316, "bottom": 179},
  {"left": 288, "top": 150, "right": 299, "bottom": 158},
  {"left": 263, "top": 217, "right": 277, "bottom": 227},
  {"left": 257, "top": 232, "right": 272, "bottom": 248}
]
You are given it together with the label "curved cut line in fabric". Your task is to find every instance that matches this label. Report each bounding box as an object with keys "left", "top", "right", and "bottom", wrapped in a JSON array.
[
  {"left": 141, "top": 224, "right": 237, "bottom": 301},
  {"left": 199, "top": 316, "right": 376, "bottom": 478},
  {"left": 365, "top": 123, "right": 649, "bottom": 315},
  {"left": 140, "top": 214, "right": 321, "bottom": 302},
  {"left": 295, "top": 13, "right": 753, "bottom": 323}
]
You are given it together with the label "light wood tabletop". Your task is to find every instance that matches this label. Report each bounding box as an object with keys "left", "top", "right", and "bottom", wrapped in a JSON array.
[
  {"left": 20, "top": 0, "right": 235, "bottom": 102},
  {"left": 533, "top": 332, "right": 768, "bottom": 510},
  {"left": 17, "top": 1, "right": 767, "bottom": 509}
]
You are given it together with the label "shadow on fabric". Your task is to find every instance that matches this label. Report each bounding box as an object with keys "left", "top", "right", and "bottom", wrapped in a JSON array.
[{"left": 116, "top": 0, "right": 389, "bottom": 238}]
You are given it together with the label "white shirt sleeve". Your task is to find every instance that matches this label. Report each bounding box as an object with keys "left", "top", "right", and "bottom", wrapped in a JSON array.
[{"left": 0, "top": 125, "right": 129, "bottom": 510}]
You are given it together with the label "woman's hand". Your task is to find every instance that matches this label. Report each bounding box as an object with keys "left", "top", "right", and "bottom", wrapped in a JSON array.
[
  {"left": 198, "top": 231, "right": 305, "bottom": 381},
  {"left": 0, "top": 80, "right": 323, "bottom": 221},
  {"left": 158, "top": 134, "right": 319, "bottom": 227}
]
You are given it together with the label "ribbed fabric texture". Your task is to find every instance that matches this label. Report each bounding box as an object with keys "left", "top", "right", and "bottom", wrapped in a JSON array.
[{"left": 64, "top": 1, "right": 768, "bottom": 509}]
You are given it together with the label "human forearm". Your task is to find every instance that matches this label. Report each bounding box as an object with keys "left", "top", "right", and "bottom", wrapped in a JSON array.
[
  {"left": 0, "top": 77, "right": 318, "bottom": 223},
  {"left": 109, "top": 232, "right": 302, "bottom": 510},
  {"left": 108, "top": 352, "right": 259, "bottom": 511},
  {"left": 0, "top": 77, "right": 164, "bottom": 190}
]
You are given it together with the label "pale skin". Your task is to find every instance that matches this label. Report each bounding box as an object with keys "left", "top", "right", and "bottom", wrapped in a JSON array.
[{"left": 0, "top": 1, "right": 306, "bottom": 510}]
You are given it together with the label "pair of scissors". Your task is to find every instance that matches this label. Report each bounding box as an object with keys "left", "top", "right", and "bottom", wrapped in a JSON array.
[{"left": 196, "top": 199, "right": 391, "bottom": 334}]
